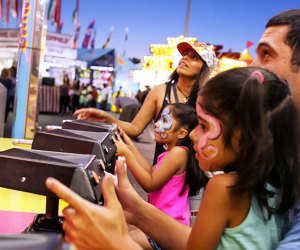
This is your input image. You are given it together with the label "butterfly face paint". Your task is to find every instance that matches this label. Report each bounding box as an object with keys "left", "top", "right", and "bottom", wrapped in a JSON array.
[
  {"left": 192, "top": 97, "right": 239, "bottom": 172},
  {"left": 195, "top": 103, "right": 223, "bottom": 171},
  {"left": 156, "top": 108, "right": 173, "bottom": 139}
]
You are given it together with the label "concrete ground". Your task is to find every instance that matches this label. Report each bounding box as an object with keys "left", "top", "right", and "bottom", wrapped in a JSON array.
[{"left": 3, "top": 111, "right": 156, "bottom": 201}]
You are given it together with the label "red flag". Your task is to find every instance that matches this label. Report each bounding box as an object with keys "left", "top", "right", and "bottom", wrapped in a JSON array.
[
  {"left": 54, "top": 0, "right": 61, "bottom": 27},
  {"left": 0, "top": 0, "right": 3, "bottom": 19},
  {"left": 246, "top": 40, "right": 254, "bottom": 48},
  {"left": 5, "top": 0, "right": 9, "bottom": 23}
]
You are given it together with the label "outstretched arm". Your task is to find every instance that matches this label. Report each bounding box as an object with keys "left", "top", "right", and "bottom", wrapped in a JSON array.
[
  {"left": 74, "top": 86, "right": 161, "bottom": 137},
  {"left": 115, "top": 134, "right": 187, "bottom": 192}
]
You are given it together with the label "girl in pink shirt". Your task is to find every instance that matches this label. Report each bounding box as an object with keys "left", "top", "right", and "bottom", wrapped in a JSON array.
[{"left": 115, "top": 103, "right": 200, "bottom": 248}]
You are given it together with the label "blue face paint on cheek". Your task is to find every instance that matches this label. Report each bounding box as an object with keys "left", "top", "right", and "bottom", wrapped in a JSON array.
[{"left": 157, "top": 108, "right": 173, "bottom": 137}]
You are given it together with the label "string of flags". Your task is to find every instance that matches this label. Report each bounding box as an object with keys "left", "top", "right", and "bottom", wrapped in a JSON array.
[{"left": 0, "top": 0, "right": 129, "bottom": 52}]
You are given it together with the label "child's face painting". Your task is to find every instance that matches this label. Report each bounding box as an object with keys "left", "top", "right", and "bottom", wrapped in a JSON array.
[{"left": 190, "top": 97, "right": 238, "bottom": 172}]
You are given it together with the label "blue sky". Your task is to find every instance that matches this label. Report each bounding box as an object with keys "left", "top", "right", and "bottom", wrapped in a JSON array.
[{"left": 2, "top": 0, "right": 300, "bottom": 60}]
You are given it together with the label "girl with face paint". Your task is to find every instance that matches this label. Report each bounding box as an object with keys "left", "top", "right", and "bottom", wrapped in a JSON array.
[
  {"left": 114, "top": 103, "right": 200, "bottom": 249},
  {"left": 186, "top": 67, "right": 300, "bottom": 250}
]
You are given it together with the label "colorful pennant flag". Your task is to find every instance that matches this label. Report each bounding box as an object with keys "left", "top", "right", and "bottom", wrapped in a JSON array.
[
  {"left": 102, "top": 26, "right": 114, "bottom": 49},
  {"left": 73, "top": 23, "right": 81, "bottom": 48},
  {"left": 47, "top": 0, "right": 61, "bottom": 27},
  {"left": 10, "top": 0, "right": 18, "bottom": 18},
  {"left": 72, "top": 0, "right": 79, "bottom": 25},
  {"left": 82, "top": 20, "right": 96, "bottom": 48},
  {"left": 47, "top": 0, "right": 56, "bottom": 23},
  {"left": 91, "top": 30, "right": 96, "bottom": 49}
]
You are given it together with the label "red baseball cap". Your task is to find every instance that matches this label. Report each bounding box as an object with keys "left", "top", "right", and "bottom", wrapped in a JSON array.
[{"left": 177, "top": 42, "right": 217, "bottom": 68}]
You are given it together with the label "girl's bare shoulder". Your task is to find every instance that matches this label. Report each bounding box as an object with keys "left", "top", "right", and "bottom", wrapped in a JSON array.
[
  {"left": 206, "top": 174, "right": 237, "bottom": 192},
  {"left": 168, "top": 146, "right": 189, "bottom": 155}
]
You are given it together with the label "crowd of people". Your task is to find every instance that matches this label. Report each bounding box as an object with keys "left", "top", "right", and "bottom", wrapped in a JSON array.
[
  {"left": 58, "top": 74, "right": 145, "bottom": 118},
  {"left": 58, "top": 74, "right": 103, "bottom": 115},
  {"left": 0, "top": 67, "right": 149, "bottom": 124},
  {"left": 46, "top": 8, "right": 300, "bottom": 250}
]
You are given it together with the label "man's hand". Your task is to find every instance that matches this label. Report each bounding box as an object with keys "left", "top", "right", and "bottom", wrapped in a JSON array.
[
  {"left": 114, "top": 158, "right": 147, "bottom": 225},
  {"left": 46, "top": 169, "right": 140, "bottom": 249}
]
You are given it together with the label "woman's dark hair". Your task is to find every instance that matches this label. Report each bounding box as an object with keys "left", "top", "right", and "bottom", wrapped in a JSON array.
[
  {"left": 199, "top": 67, "right": 300, "bottom": 214},
  {"left": 167, "top": 61, "right": 210, "bottom": 108},
  {"left": 168, "top": 103, "right": 203, "bottom": 196}
]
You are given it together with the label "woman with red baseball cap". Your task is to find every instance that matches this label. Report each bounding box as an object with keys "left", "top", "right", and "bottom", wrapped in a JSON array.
[{"left": 75, "top": 41, "right": 217, "bottom": 166}]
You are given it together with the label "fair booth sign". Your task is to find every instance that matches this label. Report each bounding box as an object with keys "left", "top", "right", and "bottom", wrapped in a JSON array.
[
  {"left": 45, "top": 46, "right": 77, "bottom": 60},
  {"left": 0, "top": 29, "right": 73, "bottom": 49},
  {"left": 46, "top": 32, "right": 73, "bottom": 48},
  {"left": 0, "top": 29, "right": 19, "bottom": 48}
]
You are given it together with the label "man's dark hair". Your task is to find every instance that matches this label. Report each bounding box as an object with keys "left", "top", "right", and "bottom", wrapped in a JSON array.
[{"left": 267, "top": 9, "right": 300, "bottom": 72}]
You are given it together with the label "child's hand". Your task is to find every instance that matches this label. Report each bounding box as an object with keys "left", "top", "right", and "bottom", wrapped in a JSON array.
[
  {"left": 116, "top": 127, "right": 135, "bottom": 150},
  {"left": 114, "top": 133, "right": 130, "bottom": 157},
  {"left": 115, "top": 141, "right": 129, "bottom": 157}
]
